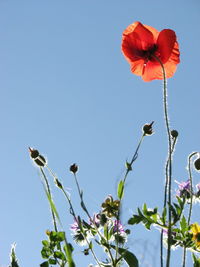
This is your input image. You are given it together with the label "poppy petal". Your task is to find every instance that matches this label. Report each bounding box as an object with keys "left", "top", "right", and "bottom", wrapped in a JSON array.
[
  {"left": 157, "top": 29, "right": 177, "bottom": 63},
  {"left": 130, "top": 59, "right": 145, "bottom": 76},
  {"left": 122, "top": 32, "right": 142, "bottom": 63},
  {"left": 123, "top": 22, "right": 156, "bottom": 52},
  {"left": 142, "top": 61, "right": 163, "bottom": 81}
]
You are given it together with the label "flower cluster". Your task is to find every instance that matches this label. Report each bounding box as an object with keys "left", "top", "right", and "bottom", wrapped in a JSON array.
[{"left": 70, "top": 196, "right": 128, "bottom": 251}]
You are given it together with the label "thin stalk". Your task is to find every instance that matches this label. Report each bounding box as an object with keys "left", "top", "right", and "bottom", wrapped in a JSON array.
[
  {"left": 114, "top": 132, "right": 146, "bottom": 264},
  {"left": 72, "top": 172, "right": 115, "bottom": 266},
  {"left": 160, "top": 135, "right": 178, "bottom": 266},
  {"left": 187, "top": 152, "right": 197, "bottom": 225},
  {"left": 153, "top": 55, "right": 172, "bottom": 267},
  {"left": 182, "top": 152, "right": 197, "bottom": 267},
  {"left": 123, "top": 133, "right": 145, "bottom": 184},
  {"left": 46, "top": 166, "right": 102, "bottom": 267}
]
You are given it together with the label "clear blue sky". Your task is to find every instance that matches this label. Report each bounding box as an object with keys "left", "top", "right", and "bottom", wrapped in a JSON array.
[{"left": 1, "top": 1, "right": 200, "bottom": 266}]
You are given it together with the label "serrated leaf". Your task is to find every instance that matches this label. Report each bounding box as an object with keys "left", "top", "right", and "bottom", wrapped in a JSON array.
[
  {"left": 180, "top": 216, "right": 187, "bottom": 232},
  {"left": 117, "top": 180, "right": 124, "bottom": 200}
]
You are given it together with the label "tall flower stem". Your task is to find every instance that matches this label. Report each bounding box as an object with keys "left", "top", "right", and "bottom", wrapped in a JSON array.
[
  {"left": 153, "top": 56, "right": 172, "bottom": 267},
  {"left": 182, "top": 152, "right": 198, "bottom": 267}
]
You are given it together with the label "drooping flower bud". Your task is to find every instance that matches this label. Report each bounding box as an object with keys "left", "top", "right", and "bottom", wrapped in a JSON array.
[
  {"left": 171, "top": 130, "right": 179, "bottom": 139},
  {"left": 55, "top": 178, "right": 63, "bottom": 189},
  {"left": 70, "top": 163, "right": 79, "bottom": 174},
  {"left": 29, "top": 147, "right": 46, "bottom": 167},
  {"left": 194, "top": 158, "right": 200, "bottom": 171},
  {"left": 142, "top": 121, "right": 154, "bottom": 136}
]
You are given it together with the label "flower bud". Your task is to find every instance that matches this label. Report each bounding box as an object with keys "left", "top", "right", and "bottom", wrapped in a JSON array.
[
  {"left": 171, "top": 130, "right": 178, "bottom": 138},
  {"left": 142, "top": 121, "right": 154, "bottom": 136},
  {"left": 83, "top": 248, "right": 89, "bottom": 256},
  {"left": 194, "top": 158, "right": 200, "bottom": 171},
  {"left": 55, "top": 178, "right": 63, "bottom": 189},
  {"left": 70, "top": 163, "right": 79, "bottom": 174},
  {"left": 29, "top": 147, "right": 46, "bottom": 167}
]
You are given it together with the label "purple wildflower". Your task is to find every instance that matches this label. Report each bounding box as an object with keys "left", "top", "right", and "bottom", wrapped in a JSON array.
[
  {"left": 176, "top": 180, "right": 191, "bottom": 199},
  {"left": 70, "top": 219, "right": 79, "bottom": 232},
  {"left": 113, "top": 220, "right": 125, "bottom": 234},
  {"left": 90, "top": 213, "right": 100, "bottom": 228},
  {"left": 196, "top": 183, "right": 200, "bottom": 192}
]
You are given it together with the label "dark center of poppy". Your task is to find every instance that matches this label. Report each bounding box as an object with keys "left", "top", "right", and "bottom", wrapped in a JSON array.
[
  {"left": 196, "top": 233, "right": 200, "bottom": 242},
  {"left": 141, "top": 44, "right": 158, "bottom": 61}
]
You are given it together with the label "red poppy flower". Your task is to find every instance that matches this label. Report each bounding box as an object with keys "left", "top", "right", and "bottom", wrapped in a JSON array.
[{"left": 121, "top": 21, "right": 180, "bottom": 82}]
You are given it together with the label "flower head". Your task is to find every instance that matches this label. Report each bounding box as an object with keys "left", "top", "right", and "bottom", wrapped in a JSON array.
[
  {"left": 190, "top": 223, "right": 200, "bottom": 248},
  {"left": 113, "top": 220, "right": 125, "bottom": 234},
  {"left": 176, "top": 180, "right": 192, "bottom": 199},
  {"left": 113, "top": 220, "right": 127, "bottom": 244},
  {"left": 121, "top": 21, "right": 180, "bottom": 81},
  {"left": 70, "top": 219, "right": 89, "bottom": 246}
]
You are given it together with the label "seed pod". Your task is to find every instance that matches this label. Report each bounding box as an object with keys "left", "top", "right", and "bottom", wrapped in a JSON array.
[
  {"left": 171, "top": 130, "right": 179, "bottom": 138},
  {"left": 70, "top": 163, "right": 79, "bottom": 174},
  {"left": 194, "top": 158, "right": 200, "bottom": 171},
  {"left": 29, "top": 147, "right": 46, "bottom": 167},
  {"left": 142, "top": 121, "right": 154, "bottom": 136}
]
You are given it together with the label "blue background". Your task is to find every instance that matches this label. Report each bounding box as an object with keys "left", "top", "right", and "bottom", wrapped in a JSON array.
[{"left": 1, "top": 0, "right": 200, "bottom": 266}]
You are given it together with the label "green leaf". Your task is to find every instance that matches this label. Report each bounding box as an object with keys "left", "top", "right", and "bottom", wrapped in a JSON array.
[
  {"left": 42, "top": 183, "right": 62, "bottom": 227},
  {"left": 161, "top": 207, "right": 167, "bottom": 224},
  {"left": 111, "top": 246, "right": 138, "bottom": 267},
  {"left": 117, "top": 180, "right": 124, "bottom": 200},
  {"left": 40, "top": 261, "right": 49, "bottom": 267},
  {"left": 144, "top": 221, "right": 152, "bottom": 230},
  {"left": 180, "top": 216, "right": 187, "bottom": 232},
  {"left": 128, "top": 215, "right": 143, "bottom": 225},
  {"left": 192, "top": 253, "right": 200, "bottom": 266}
]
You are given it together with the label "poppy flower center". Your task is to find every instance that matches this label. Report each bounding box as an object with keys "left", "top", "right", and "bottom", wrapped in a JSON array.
[{"left": 141, "top": 44, "right": 158, "bottom": 61}]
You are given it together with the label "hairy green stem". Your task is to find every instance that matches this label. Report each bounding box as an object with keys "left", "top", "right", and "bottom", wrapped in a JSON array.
[{"left": 153, "top": 55, "right": 172, "bottom": 267}]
